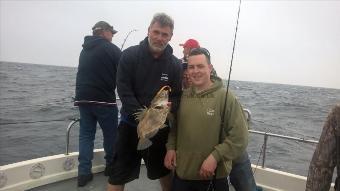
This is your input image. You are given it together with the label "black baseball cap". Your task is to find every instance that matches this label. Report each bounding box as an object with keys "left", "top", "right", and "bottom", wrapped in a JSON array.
[{"left": 92, "top": 21, "right": 117, "bottom": 34}]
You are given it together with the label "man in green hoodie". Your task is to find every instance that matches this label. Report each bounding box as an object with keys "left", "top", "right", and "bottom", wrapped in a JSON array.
[{"left": 164, "top": 47, "right": 249, "bottom": 191}]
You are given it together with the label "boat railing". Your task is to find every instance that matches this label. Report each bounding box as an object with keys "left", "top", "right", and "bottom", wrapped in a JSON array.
[
  {"left": 249, "top": 129, "right": 318, "bottom": 168},
  {"left": 65, "top": 118, "right": 79, "bottom": 155},
  {"left": 65, "top": 108, "right": 319, "bottom": 168}
]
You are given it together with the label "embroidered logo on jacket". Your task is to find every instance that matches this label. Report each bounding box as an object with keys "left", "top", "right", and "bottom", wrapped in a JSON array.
[
  {"left": 207, "top": 108, "right": 215, "bottom": 116},
  {"left": 160, "top": 73, "right": 169, "bottom": 82}
]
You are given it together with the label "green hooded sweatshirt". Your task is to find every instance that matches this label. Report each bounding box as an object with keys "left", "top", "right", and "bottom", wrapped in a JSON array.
[{"left": 167, "top": 77, "right": 248, "bottom": 180}]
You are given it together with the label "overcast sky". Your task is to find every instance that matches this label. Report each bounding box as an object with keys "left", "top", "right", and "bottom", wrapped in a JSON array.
[{"left": 1, "top": 0, "right": 339, "bottom": 89}]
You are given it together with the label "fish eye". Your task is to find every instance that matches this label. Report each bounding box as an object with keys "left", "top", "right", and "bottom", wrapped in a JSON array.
[{"left": 155, "top": 106, "right": 163, "bottom": 109}]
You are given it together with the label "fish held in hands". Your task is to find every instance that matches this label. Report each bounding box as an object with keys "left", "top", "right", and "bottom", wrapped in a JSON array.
[{"left": 134, "top": 86, "right": 171, "bottom": 150}]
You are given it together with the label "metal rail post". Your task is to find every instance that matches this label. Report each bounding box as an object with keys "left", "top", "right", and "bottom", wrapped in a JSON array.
[
  {"left": 65, "top": 118, "right": 80, "bottom": 155},
  {"left": 262, "top": 133, "right": 268, "bottom": 168}
]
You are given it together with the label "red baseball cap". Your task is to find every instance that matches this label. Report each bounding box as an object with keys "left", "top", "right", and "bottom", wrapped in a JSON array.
[{"left": 179, "top": 39, "right": 200, "bottom": 48}]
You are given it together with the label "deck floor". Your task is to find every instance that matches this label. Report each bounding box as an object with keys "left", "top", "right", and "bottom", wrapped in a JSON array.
[
  {"left": 28, "top": 165, "right": 161, "bottom": 191},
  {"left": 29, "top": 165, "right": 236, "bottom": 191}
]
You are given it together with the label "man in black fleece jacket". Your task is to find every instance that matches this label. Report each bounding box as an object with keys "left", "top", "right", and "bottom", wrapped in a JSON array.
[
  {"left": 75, "top": 21, "right": 121, "bottom": 187},
  {"left": 107, "top": 13, "right": 182, "bottom": 191}
]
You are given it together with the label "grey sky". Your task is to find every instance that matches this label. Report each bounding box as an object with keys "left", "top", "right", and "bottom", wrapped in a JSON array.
[{"left": 1, "top": 0, "right": 339, "bottom": 89}]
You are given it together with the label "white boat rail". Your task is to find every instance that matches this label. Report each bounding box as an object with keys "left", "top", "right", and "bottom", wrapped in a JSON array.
[
  {"left": 249, "top": 129, "right": 318, "bottom": 168},
  {"left": 65, "top": 118, "right": 80, "bottom": 155}
]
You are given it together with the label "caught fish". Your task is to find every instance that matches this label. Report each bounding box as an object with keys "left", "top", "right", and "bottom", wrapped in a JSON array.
[{"left": 134, "top": 86, "right": 171, "bottom": 150}]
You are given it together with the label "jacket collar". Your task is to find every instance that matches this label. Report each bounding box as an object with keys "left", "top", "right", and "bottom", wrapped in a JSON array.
[{"left": 189, "top": 76, "right": 223, "bottom": 96}]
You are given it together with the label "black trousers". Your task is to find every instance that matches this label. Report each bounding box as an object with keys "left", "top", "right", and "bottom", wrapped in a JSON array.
[{"left": 172, "top": 173, "right": 229, "bottom": 191}]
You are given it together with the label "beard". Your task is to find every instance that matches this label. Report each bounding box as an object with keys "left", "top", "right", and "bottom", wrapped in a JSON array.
[{"left": 148, "top": 37, "right": 168, "bottom": 53}]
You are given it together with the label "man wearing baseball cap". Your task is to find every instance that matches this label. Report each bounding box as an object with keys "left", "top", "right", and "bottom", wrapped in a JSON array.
[
  {"left": 179, "top": 39, "right": 200, "bottom": 89},
  {"left": 180, "top": 38, "right": 200, "bottom": 62},
  {"left": 75, "top": 20, "right": 121, "bottom": 187},
  {"left": 91, "top": 21, "right": 118, "bottom": 42},
  {"left": 179, "top": 39, "right": 219, "bottom": 88}
]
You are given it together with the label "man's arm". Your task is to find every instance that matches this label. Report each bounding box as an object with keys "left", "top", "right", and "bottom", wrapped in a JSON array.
[
  {"left": 211, "top": 91, "right": 249, "bottom": 163},
  {"left": 169, "top": 58, "right": 183, "bottom": 113},
  {"left": 117, "top": 49, "right": 142, "bottom": 115},
  {"left": 165, "top": 113, "right": 177, "bottom": 170},
  {"left": 306, "top": 105, "right": 340, "bottom": 191},
  {"left": 107, "top": 44, "right": 121, "bottom": 83}
]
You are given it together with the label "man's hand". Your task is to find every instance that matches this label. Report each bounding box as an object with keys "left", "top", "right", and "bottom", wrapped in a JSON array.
[
  {"left": 199, "top": 154, "right": 217, "bottom": 179},
  {"left": 164, "top": 150, "right": 176, "bottom": 170}
]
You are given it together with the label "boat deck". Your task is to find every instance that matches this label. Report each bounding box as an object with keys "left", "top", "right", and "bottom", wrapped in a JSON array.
[
  {"left": 28, "top": 165, "right": 236, "bottom": 191},
  {"left": 28, "top": 165, "right": 161, "bottom": 191}
]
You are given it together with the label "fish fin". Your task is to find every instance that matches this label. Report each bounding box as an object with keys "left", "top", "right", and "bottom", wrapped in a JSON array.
[
  {"left": 137, "top": 138, "right": 153, "bottom": 150},
  {"left": 160, "top": 124, "right": 168, "bottom": 129},
  {"left": 134, "top": 107, "right": 147, "bottom": 122}
]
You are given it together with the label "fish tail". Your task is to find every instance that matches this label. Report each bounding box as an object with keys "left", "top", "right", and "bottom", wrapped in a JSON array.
[{"left": 137, "top": 138, "right": 152, "bottom": 150}]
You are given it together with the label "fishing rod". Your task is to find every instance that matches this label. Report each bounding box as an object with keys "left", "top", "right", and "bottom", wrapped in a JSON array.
[
  {"left": 219, "top": 0, "right": 242, "bottom": 149},
  {"left": 120, "top": 29, "right": 138, "bottom": 50},
  {"left": 226, "top": 0, "right": 242, "bottom": 96},
  {"left": 212, "top": 1, "right": 243, "bottom": 188}
]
